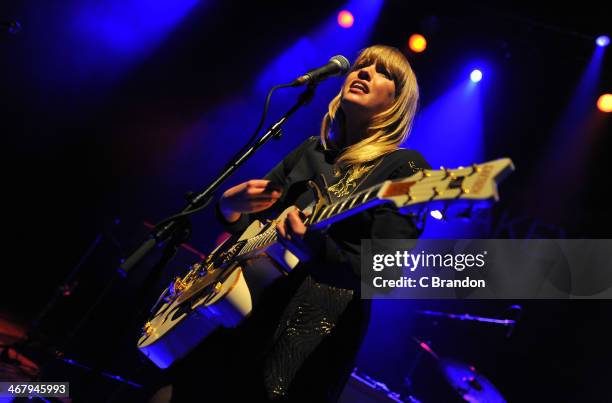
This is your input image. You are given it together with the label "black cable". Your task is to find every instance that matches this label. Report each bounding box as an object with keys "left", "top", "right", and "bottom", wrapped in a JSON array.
[{"left": 221, "top": 82, "right": 295, "bottom": 171}]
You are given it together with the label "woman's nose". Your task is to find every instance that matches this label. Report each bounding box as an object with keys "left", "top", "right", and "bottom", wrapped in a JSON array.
[{"left": 357, "top": 67, "right": 371, "bottom": 81}]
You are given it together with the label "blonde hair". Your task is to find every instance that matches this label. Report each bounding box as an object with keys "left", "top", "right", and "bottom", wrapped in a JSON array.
[{"left": 320, "top": 45, "right": 419, "bottom": 168}]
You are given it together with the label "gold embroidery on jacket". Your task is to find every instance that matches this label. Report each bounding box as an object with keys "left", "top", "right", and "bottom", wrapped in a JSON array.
[
  {"left": 327, "top": 164, "right": 375, "bottom": 198},
  {"left": 408, "top": 160, "right": 417, "bottom": 172}
]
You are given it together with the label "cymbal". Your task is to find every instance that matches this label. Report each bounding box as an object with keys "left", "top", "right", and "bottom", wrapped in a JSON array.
[
  {"left": 411, "top": 337, "right": 506, "bottom": 403},
  {"left": 439, "top": 358, "right": 506, "bottom": 403}
]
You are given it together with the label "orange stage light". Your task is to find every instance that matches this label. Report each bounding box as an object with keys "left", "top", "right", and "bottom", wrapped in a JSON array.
[
  {"left": 408, "top": 34, "right": 427, "bottom": 53},
  {"left": 597, "top": 93, "right": 612, "bottom": 113}
]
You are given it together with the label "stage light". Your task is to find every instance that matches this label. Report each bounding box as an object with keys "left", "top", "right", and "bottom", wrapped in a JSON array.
[
  {"left": 430, "top": 210, "right": 443, "bottom": 220},
  {"left": 408, "top": 34, "right": 427, "bottom": 53},
  {"left": 337, "top": 10, "right": 354, "bottom": 28},
  {"left": 596, "top": 35, "right": 610, "bottom": 47},
  {"left": 597, "top": 93, "right": 612, "bottom": 113},
  {"left": 470, "top": 69, "right": 482, "bottom": 83}
]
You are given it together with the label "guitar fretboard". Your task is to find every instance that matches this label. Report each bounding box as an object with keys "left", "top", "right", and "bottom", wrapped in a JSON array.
[
  {"left": 238, "top": 226, "right": 278, "bottom": 256},
  {"left": 308, "top": 183, "right": 385, "bottom": 229},
  {"left": 236, "top": 182, "right": 386, "bottom": 257}
]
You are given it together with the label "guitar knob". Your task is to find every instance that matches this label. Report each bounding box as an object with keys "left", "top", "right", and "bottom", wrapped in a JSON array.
[
  {"left": 143, "top": 322, "right": 154, "bottom": 337},
  {"left": 173, "top": 278, "right": 188, "bottom": 292},
  {"left": 214, "top": 282, "right": 223, "bottom": 293}
]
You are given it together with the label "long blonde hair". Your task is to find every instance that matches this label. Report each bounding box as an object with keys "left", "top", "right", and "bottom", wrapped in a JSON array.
[{"left": 320, "top": 45, "right": 419, "bottom": 168}]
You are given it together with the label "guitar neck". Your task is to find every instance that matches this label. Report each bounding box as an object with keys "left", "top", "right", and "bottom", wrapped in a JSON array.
[
  {"left": 307, "top": 183, "right": 387, "bottom": 230},
  {"left": 237, "top": 183, "right": 387, "bottom": 257},
  {"left": 235, "top": 157, "right": 515, "bottom": 258}
]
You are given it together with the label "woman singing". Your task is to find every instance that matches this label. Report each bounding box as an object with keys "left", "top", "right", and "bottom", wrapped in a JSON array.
[{"left": 152, "top": 44, "right": 430, "bottom": 403}]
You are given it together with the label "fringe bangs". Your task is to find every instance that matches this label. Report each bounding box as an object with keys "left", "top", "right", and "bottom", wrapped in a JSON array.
[{"left": 320, "top": 45, "right": 419, "bottom": 168}]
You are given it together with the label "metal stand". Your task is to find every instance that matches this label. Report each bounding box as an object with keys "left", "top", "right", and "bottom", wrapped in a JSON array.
[{"left": 118, "top": 84, "right": 318, "bottom": 283}]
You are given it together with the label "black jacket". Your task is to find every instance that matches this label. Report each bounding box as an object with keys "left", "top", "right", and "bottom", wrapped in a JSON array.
[{"left": 170, "top": 136, "right": 430, "bottom": 403}]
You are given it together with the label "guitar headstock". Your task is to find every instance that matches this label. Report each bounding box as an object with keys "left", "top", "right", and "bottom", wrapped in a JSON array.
[{"left": 378, "top": 158, "right": 514, "bottom": 219}]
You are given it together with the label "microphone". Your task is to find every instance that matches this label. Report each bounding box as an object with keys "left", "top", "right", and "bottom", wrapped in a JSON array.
[{"left": 291, "top": 55, "right": 350, "bottom": 86}]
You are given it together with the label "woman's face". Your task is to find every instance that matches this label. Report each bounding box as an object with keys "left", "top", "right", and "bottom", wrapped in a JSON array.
[{"left": 341, "top": 61, "right": 396, "bottom": 120}]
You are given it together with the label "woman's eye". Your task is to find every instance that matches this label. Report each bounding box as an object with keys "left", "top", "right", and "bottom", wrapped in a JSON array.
[{"left": 378, "top": 68, "right": 392, "bottom": 79}]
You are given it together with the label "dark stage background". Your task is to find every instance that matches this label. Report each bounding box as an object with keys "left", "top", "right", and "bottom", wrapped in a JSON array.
[{"left": 1, "top": 1, "right": 611, "bottom": 402}]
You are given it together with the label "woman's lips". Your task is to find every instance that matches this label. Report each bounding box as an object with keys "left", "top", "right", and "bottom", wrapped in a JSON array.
[
  {"left": 348, "top": 87, "right": 366, "bottom": 94},
  {"left": 349, "top": 82, "right": 368, "bottom": 94}
]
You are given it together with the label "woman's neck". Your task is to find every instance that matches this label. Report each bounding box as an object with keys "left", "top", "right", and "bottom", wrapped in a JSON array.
[{"left": 342, "top": 115, "right": 369, "bottom": 146}]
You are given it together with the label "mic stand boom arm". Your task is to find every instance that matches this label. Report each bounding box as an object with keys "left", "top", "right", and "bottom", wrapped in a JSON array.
[{"left": 118, "top": 84, "right": 318, "bottom": 277}]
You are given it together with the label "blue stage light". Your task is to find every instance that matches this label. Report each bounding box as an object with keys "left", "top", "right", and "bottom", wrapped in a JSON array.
[
  {"left": 470, "top": 69, "right": 482, "bottom": 83},
  {"left": 596, "top": 35, "right": 610, "bottom": 47}
]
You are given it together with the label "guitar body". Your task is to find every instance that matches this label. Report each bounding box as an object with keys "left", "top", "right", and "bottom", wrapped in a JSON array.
[{"left": 137, "top": 209, "right": 299, "bottom": 369}]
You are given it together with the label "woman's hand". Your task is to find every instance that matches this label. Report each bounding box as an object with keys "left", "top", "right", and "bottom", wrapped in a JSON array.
[
  {"left": 276, "top": 208, "right": 316, "bottom": 262},
  {"left": 219, "top": 179, "right": 282, "bottom": 223}
]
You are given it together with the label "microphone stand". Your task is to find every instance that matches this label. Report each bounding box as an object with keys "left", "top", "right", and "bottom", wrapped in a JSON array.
[{"left": 118, "top": 83, "right": 318, "bottom": 280}]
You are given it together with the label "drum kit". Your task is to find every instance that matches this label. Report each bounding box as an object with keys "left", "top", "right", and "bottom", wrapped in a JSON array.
[{"left": 339, "top": 309, "right": 515, "bottom": 403}]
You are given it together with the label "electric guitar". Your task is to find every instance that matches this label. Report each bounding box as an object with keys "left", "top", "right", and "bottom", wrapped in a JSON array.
[{"left": 137, "top": 158, "right": 514, "bottom": 368}]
